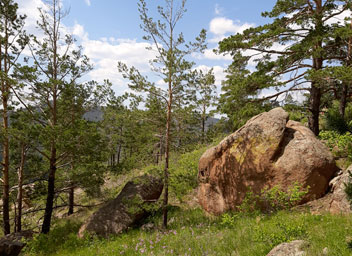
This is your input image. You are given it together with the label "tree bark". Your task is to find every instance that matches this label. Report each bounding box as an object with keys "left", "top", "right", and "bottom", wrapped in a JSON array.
[
  {"left": 41, "top": 150, "right": 56, "bottom": 234},
  {"left": 68, "top": 186, "right": 74, "bottom": 216},
  {"left": 163, "top": 101, "right": 171, "bottom": 228},
  {"left": 308, "top": 83, "right": 321, "bottom": 136},
  {"left": 1, "top": 12, "right": 11, "bottom": 235},
  {"left": 308, "top": 1, "right": 323, "bottom": 136},
  {"left": 340, "top": 83, "right": 348, "bottom": 119},
  {"left": 16, "top": 144, "right": 27, "bottom": 232},
  {"left": 202, "top": 104, "right": 206, "bottom": 144}
]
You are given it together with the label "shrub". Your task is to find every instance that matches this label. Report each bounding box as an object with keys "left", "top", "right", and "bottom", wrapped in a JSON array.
[
  {"left": 24, "top": 221, "right": 85, "bottom": 255},
  {"left": 238, "top": 183, "right": 309, "bottom": 214},
  {"left": 254, "top": 219, "right": 307, "bottom": 247},
  {"left": 220, "top": 212, "right": 238, "bottom": 227},
  {"left": 319, "top": 130, "right": 352, "bottom": 161},
  {"left": 259, "top": 183, "right": 309, "bottom": 212},
  {"left": 169, "top": 146, "right": 207, "bottom": 201}
]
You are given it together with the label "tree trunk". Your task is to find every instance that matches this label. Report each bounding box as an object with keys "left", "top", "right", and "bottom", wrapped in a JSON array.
[
  {"left": 68, "top": 186, "right": 74, "bottom": 216},
  {"left": 163, "top": 102, "right": 171, "bottom": 228},
  {"left": 41, "top": 151, "right": 56, "bottom": 234},
  {"left": 308, "top": 2, "right": 323, "bottom": 136},
  {"left": 341, "top": 18, "right": 352, "bottom": 119},
  {"left": 16, "top": 144, "right": 26, "bottom": 232},
  {"left": 308, "top": 83, "right": 321, "bottom": 136},
  {"left": 117, "top": 144, "right": 121, "bottom": 164},
  {"left": 1, "top": 14, "right": 11, "bottom": 235},
  {"left": 202, "top": 113, "right": 206, "bottom": 144},
  {"left": 2, "top": 95, "right": 10, "bottom": 235},
  {"left": 340, "top": 83, "right": 348, "bottom": 119}
]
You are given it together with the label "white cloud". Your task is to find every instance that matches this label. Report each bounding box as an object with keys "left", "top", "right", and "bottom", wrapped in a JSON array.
[
  {"left": 84, "top": 0, "right": 91, "bottom": 6},
  {"left": 195, "top": 65, "right": 226, "bottom": 95},
  {"left": 16, "top": 0, "right": 159, "bottom": 96},
  {"left": 210, "top": 17, "right": 254, "bottom": 37},
  {"left": 17, "top": 0, "right": 47, "bottom": 34},
  {"left": 214, "top": 4, "right": 223, "bottom": 16}
]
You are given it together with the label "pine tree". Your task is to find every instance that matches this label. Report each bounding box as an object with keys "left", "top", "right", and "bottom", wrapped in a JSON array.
[
  {"left": 17, "top": 0, "right": 92, "bottom": 233},
  {"left": 219, "top": 0, "right": 351, "bottom": 135},
  {"left": 0, "top": 0, "right": 27, "bottom": 234},
  {"left": 118, "top": 0, "right": 206, "bottom": 228}
]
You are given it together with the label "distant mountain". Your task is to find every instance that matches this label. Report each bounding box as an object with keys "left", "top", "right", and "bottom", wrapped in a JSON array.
[
  {"left": 83, "top": 108, "right": 220, "bottom": 131},
  {"left": 205, "top": 117, "right": 219, "bottom": 131},
  {"left": 83, "top": 108, "right": 104, "bottom": 122}
]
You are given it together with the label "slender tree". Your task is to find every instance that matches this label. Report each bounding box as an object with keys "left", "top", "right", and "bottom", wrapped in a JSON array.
[
  {"left": 119, "top": 0, "right": 206, "bottom": 228},
  {"left": 0, "top": 0, "right": 27, "bottom": 234},
  {"left": 16, "top": 0, "right": 92, "bottom": 233},
  {"left": 192, "top": 68, "right": 216, "bottom": 143}
]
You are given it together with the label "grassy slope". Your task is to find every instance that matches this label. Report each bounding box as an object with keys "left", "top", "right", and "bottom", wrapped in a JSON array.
[
  {"left": 21, "top": 141, "right": 352, "bottom": 256},
  {"left": 23, "top": 207, "right": 352, "bottom": 256}
]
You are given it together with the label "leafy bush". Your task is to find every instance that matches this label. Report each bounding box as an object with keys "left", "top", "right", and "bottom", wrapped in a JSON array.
[
  {"left": 259, "top": 183, "right": 309, "bottom": 212},
  {"left": 169, "top": 146, "right": 207, "bottom": 201},
  {"left": 319, "top": 130, "right": 352, "bottom": 161},
  {"left": 24, "top": 221, "right": 86, "bottom": 255},
  {"left": 220, "top": 212, "right": 238, "bottom": 227},
  {"left": 238, "top": 183, "right": 309, "bottom": 214},
  {"left": 254, "top": 219, "right": 307, "bottom": 247}
]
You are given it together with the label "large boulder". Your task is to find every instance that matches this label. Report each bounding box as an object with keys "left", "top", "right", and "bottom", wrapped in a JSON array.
[
  {"left": 78, "top": 175, "right": 163, "bottom": 238},
  {"left": 198, "top": 108, "right": 338, "bottom": 215}
]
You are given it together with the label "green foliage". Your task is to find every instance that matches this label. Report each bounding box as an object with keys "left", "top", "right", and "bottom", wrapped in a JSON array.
[
  {"left": 220, "top": 212, "right": 238, "bottom": 228},
  {"left": 259, "top": 183, "right": 309, "bottom": 212},
  {"left": 319, "top": 131, "right": 352, "bottom": 161},
  {"left": 253, "top": 218, "right": 307, "bottom": 248},
  {"left": 24, "top": 221, "right": 85, "bottom": 255},
  {"left": 324, "top": 107, "right": 350, "bottom": 134},
  {"left": 238, "top": 183, "right": 309, "bottom": 214},
  {"left": 344, "top": 171, "right": 352, "bottom": 206},
  {"left": 237, "top": 190, "right": 261, "bottom": 214},
  {"left": 169, "top": 146, "right": 207, "bottom": 201},
  {"left": 24, "top": 207, "right": 352, "bottom": 256}
]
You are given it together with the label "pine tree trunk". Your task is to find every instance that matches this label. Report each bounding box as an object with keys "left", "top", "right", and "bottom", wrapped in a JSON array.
[
  {"left": 340, "top": 83, "right": 348, "bottom": 119},
  {"left": 1, "top": 15, "right": 11, "bottom": 234},
  {"left": 16, "top": 145, "right": 26, "bottom": 232},
  {"left": 163, "top": 102, "right": 171, "bottom": 228},
  {"left": 117, "top": 145, "right": 121, "bottom": 164},
  {"left": 2, "top": 96, "right": 10, "bottom": 235},
  {"left": 41, "top": 151, "right": 56, "bottom": 234},
  {"left": 68, "top": 186, "right": 74, "bottom": 216},
  {"left": 308, "top": 83, "right": 321, "bottom": 136},
  {"left": 308, "top": 4, "right": 323, "bottom": 136}
]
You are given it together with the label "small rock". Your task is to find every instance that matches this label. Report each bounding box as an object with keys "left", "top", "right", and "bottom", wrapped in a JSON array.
[
  {"left": 0, "top": 230, "right": 34, "bottom": 256},
  {"left": 266, "top": 240, "right": 308, "bottom": 256},
  {"left": 141, "top": 223, "right": 155, "bottom": 231},
  {"left": 322, "top": 247, "right": 328, "bottom": 255}
]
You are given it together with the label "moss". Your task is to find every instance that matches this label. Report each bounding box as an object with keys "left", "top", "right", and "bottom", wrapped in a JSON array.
[{"left": 230, "top": 136, "right": 278, "bottom": 165}]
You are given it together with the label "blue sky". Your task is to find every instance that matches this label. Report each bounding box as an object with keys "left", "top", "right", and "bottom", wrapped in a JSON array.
[{"left": 17, "top": 0, "right": 279, "bottom": 97}]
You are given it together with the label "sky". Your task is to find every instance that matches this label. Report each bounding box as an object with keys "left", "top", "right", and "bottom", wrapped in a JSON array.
[{"left": 16, "top": 0, "right": 279, "bottom": 98}]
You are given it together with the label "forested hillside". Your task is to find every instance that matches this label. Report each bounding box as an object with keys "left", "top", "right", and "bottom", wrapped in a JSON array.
[{"left": 1, "top": 0, "right": 352, "bottom": 255}]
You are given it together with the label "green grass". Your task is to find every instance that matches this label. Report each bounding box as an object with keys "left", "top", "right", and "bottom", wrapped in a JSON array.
[{"left": 22, "top": 207, "right": 352, "bottom": 256}]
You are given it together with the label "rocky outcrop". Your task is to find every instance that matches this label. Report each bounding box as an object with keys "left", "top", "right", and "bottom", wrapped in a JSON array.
[
  {"left": 301, "top": 165, "right": 352, "bottom": 214},
  {"left": 198, "top": 108, "right": 338, "bottom": 215},
  {"left": 0, "top": 230, "right": 34, "bottom": 256},
  {"left": 266, "top": 240, "right": 308, "bottom": 256},
  {"left": 78, "top": 175, "right": 163, "bottom": 238}
]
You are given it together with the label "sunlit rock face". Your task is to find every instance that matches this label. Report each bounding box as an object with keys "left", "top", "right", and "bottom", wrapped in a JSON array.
[{"left": 198, "top": 107, "right": 338, "bottom": 215}]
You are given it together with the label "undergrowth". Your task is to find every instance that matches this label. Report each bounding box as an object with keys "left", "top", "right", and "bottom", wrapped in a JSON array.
[{"left": 23, "top": 208, "right": 352, "bottom": 256}]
